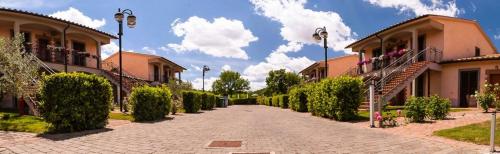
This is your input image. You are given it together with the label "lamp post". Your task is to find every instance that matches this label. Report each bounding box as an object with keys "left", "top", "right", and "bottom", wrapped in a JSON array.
[
  {"left": 202, "top": 65, "right": 210, "bottom": 91},
  {"left": 115, "top": 8, "right": 136, "bottom": 112},
  {"left": 312, "top": 27, "right": 329, "bottom": 79}
]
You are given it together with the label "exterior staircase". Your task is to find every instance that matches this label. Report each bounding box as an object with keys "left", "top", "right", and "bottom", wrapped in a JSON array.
[{"left": 359, "top": 47, "right": 443, "bottom": 110}]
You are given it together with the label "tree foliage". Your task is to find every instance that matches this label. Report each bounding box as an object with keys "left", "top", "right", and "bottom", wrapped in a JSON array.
[
  {"left": 212, "top": 71, "right": 250, "bottom": 96},
  {"left": 0, "top": 34, "right": 39, "bottom": 97},
  {"left": 265, "top": 69, "right": 302, "bottom": 95}
]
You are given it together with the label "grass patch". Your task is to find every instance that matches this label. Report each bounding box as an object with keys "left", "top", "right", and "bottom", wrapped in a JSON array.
[
  {"left": 357, "top": 110, "right": 402, "bottom": 120},
  {"left": 109, "top": 112, "right": 134, "bottom": 121},
  {"left": 434, "top": 118, "right": 499, "bottom": 145},
  {"left": 0, "top": 112, "right": 50, "bottom": 134},
  {"left": 450, "top": 108, "right": 473, "bottom": 112}
]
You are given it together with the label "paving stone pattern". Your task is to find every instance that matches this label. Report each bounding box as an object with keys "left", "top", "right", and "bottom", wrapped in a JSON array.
[{"left": 0, "top": 105, "right": 489, "bottom": 153}]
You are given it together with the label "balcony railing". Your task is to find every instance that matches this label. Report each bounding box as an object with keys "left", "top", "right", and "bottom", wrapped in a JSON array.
[{"left": 26, "top": 42, "right": 99, "bottom": 68}]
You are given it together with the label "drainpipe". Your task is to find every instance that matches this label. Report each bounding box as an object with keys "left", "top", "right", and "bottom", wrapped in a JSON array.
[
  {"left": 375, "top": 34, "right": 383, "bottom": 127},
  {"left": 63, "top": 24, "right": 70, "bottom": 72}
]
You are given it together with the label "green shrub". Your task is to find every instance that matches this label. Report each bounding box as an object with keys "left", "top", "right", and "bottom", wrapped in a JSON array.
[
  {"left": 229, "top": 98, "right": 257, "bottom": 105},
  {"left": 40, "top": 73, "right": 113, "bottom": 132},
  {"left": 278, "top": 95, "right": 289, "bottom": 108},
  {"left": 426, "top": 95, "right": 451, "bottom": 120},
  {"left": 307, "top": 76, "right": 363, "bottom": 121},
  {"left": 182, "top": 91, "right": 202, "bottom": 113},
  {"left": 129, "top": 85, "right": 172, "bottom": 121},
  {"left": 256, "top": 96, "right": 266, "bottom": 105},
  {"left": 201, "top": 93, "right": 216, "bottom": 110},
  {"left": 272, "top": 95, "right": 279, "bottom": 107},
  {"left": 289, "top": 87, "right": 308, "bottom": 112},
  {"left": 404, "top": 96, "right": 427, "bottom": 122},
  {"left": 475, "top": 90, "right": 495, "bottom": 112}
]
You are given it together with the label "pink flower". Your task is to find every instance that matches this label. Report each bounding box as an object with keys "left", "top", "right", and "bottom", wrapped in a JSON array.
[
  {"left": 375, "top": 112, "right": 380, "bottom": 117},
  {"left": 376, "top": 115, "right": 383, "bottom": 121},
  {"left": 397, "top": 110, "right": 402, "bottom": 116}
]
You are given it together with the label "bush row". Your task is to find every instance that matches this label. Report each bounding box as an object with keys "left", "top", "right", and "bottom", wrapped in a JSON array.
[
  {"left": 229, "top": 98, "right": 257, "bottom": 105},
  {"left": 129, "top": 85, "right": 172, "bottom": 121},
  {"left": 182, "top": 91, "right": 219, "bottom": 113},
  {"left": 257, "top": 76, "right": 364, "bottom": 121},
  {"left": 405, "top": 95, "right": 451, "bottom": 122}
]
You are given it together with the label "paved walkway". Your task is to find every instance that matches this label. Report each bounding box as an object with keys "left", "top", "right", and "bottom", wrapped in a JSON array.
[{"left": 0, "top": 105, "right": 489, "bottom": 153}]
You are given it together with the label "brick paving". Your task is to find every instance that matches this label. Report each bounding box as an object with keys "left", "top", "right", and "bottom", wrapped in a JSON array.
[{"left": 0, "top": 105, "right": 489, "bottom": 153}]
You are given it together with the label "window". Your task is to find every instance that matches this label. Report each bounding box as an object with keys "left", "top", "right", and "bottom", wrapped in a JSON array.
[
  {"left": 475, "top": 47, "right": 480, "bottom": 57},
  {"left": 153, "top": 65, "right": 159, "bottom": 81},
  {"left": 72, "top": 42, "right": 86, "bottom": 66}
]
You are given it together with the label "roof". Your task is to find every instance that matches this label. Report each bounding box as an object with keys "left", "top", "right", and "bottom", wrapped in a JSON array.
[
  {"left": 345, "top": 14, "right": 475, "bottom": 49},
  {"left": 0, "top": 7, "right": 117, "bottom": 39},
  {"left": 105, "top": 51, "right": 187, "bottom": 70},
  {"left": 440, "top": 54, "right": 500, "bottom": 64},
  {"left": 299, "top": 54, "right": 357, "bottom": 74}
]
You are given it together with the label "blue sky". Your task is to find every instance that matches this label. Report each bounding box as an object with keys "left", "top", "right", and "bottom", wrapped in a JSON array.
[{"left": 2, "top": 0, "right": 500, "bottom": 90}]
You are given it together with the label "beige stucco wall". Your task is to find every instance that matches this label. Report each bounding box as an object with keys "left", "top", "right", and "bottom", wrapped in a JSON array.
[
  {"left": 440, "top": 61, "right": 499, "bottom": 106},
  {"left": 327, "top": 55, "right": 359, "bottom": 77},
  {"left": 436, "top": 18, "right": 497, "bottom": 61},
  {"left": 104, "top": 52, "right": 150, "bottom": 80}
]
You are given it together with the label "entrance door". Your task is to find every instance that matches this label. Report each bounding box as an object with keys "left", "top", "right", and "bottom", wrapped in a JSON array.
[
  {"left": 72, "top": 42, "right": 86, "bottom": 66},
  {"left": 416, "top": 74, "right": 425, "bottom": 97},
  {"left": 459, "top": 70, "right": 479, "bottom": 107},
  {"left": 417, "top": 35, "right": 426, "bottom": 61}
]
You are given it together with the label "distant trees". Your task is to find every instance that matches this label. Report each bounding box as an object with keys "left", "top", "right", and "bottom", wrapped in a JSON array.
[
  {"left": 265, "top": 69, "right": 302, "bottom": 95},
  {"left": 212, "top": 71, "right": 250, "bottom": 96}
]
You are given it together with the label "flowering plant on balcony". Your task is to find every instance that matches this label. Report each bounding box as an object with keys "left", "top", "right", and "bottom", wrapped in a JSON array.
[{"left": 357, "top": 59, "right": 372, "bottom": 65}]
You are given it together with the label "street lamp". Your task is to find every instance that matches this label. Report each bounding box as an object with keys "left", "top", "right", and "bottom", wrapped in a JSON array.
[
  {"left": 202, "top": 65, "right": 210, "bottom": 91},
  {"left": 312, "top": 27, "right": 329, "bottom": 78},
  {"left": 115, "top": 8, "right": 136, "bottom": 112}
]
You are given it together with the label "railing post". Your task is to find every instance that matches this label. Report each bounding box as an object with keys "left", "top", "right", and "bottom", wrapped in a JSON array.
[{"left": 491, "top": 112, "right": 496, "bottom": 152}]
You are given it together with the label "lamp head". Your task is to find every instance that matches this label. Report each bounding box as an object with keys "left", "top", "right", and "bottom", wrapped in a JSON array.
[
  {"left": 312, "top": 33, "right": 321, "bottom": 43},
  {"left": 320, "top": 30, "right": 328, "bottom": 38},
  {"left": 127, "top": 15, "right": 136, "bottom": 28},
  {"left": 114, "top": 12, "right": 124, "bottom": 22}
]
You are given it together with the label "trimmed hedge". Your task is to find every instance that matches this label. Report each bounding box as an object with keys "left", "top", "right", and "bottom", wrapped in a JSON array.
[
  {"left": 201, "top": 93, "right": 216, "bottom": 110},
  {"left": 229, "top": 98, "right": 257, "bottom": 105},
  {"left": 182, "top": 91, "right": 202, "bottom": 113},
  {"left": 307, "top": 76, "right": 363, "bottom": 121},
  {"left": 40, "top": 72, "right": 113, "bottom": 132},
  {"left": 278, "top": 95, "right": 289, "bottom": 108},
  {"left": 129, "top": 85, "right": 171, "bottom": 121},
  {"left": 256, "top": 96, "right": 266, "bottom": 105},
  {"left": 289, "top": 86, "right": 309, "bottom": 112},
  {"left": 272, "top": 95, "right": 280, "bottom": 107}
]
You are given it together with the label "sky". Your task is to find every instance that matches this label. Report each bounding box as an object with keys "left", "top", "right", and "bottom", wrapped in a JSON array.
[{"left": 2, "top": 0, "right": 500, "bottom": 90}]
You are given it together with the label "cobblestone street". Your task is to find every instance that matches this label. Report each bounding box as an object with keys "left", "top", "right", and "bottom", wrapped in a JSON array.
[{"left": 0, "top": 105, "right": 489, "bottom": 153}]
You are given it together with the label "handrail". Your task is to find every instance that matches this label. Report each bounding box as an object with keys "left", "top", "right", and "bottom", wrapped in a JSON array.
[
  {"left": 101, "top": 61, "right": 149, "bottom": 86},
  {"left": 374, "top": 47, "right": 442, "bottom": 93}
]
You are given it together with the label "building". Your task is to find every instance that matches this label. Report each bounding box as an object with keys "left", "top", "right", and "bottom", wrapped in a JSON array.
[
  {"left": 103, "top": 51, "right": 186, "bottom": 84},
  {"left": 300, "top": 55, "right": 358, "bottom": 82},
  {"left": 0, "top": 8, "right": 184, "bottom": 113},
  {"left": 346, "top": 14, "right": 498, "bottom": 107}
]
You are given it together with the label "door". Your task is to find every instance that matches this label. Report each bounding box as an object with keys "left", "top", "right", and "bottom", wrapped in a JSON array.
[
  {"left": 417, "top": 35, "right": 426, "bottom": 61},
  {"left": 372, "top": 48, "right": 382, "bottom": 70},
  {"left": 416, "top": 74, "right": 425, "bottom": 97},
  {"left": 153, "top": 65, "right": 159, "bottom": 81},
  {"left": 37, "top": 39, "right": 50, "bottom": 61},
  {"left": 459, "top": 70, "right": 479, "bottom": 107}
]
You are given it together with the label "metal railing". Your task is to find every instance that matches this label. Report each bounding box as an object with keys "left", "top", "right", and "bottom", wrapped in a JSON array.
[
  {"left": 101, "top": 61, "right": 149, "bottom": 86},
  {"left": 374, "top": 47, "right": 442, "bottom": 92}
]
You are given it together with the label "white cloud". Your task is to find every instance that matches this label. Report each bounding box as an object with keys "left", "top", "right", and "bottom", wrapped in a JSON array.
[
  {"left": 494, "top": 34, "right": 500, "bottom": 40},
  {"left": 275, "top": 42, "right": 304, "bottom": 53},
  {"left": 191, "top": 77, "right": 218, "bottom": 90},
  {"left": 243, "top": 52, "right": 314, "bottom": 90},
  {"left": 221, "top": 64, "right": 232, "bottom": 71},
  {"left": 50, "top": 7, "right": 106, "bottom": 29},
  {"left": 141, "top": 46, "right": 157, "bottom": 55},
  {"left": 101, "top": 41, "right": 118, "bottom": 59},
  {"left": 190, "top": 64, "right": 202, "bottom": 72},
  {"left": 250, "top": 0, "right": 355, "bottom": 53},
  {"left": 168, "top": 16, "right": 258, "bottom": 59},
  {"left": 365, "top": 0, "right": 462, "bottom": 17}
]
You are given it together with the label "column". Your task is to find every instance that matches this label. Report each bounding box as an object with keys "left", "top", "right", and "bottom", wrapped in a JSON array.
[
  {"left": 13, "top": 22, "right": 20, "bottom": 35},
  {"left": 178, "top": 72, "right": 182, "bottom": 83},
  {"left": 96, "top": 41, "right": 101, "bottom": 69},
  {"left": 159, "top": 64, "right": 164, "bottom": 83},
  {"left": 411, "top": 29, "right": 418, "bottom": 96}
]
